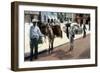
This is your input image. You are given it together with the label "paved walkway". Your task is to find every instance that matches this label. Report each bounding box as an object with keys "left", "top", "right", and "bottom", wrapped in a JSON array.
[{"left": 25, "top": 34, "right": 90, "bottom": 61}]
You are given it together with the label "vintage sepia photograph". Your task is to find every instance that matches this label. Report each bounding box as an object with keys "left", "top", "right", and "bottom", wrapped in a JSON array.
[{"left": 24, "top": 11, "right": 91, "bottom": 61}]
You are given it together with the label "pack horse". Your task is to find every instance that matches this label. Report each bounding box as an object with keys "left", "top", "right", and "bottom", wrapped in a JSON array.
[{"left": 40, "top": 23, "right": 62, "bottom": 54}]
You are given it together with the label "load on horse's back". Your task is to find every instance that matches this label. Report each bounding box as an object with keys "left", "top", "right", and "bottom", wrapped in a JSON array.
[{"left": 52, "top": 25, "right": 62, "bottom": 38}]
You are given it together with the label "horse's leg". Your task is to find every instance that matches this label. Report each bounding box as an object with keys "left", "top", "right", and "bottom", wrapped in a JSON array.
[
  {"left": 51, "top": 38, "right": 54, "bottom": 53},
  {"left": 48, "top": 38, "right": 51, "bottom": 54},
  {"left": 43, "top": 35, "right": 46, "bottom": 43},
  {"left": 51, "top": 41, "right": 53, "bottom": 53}
]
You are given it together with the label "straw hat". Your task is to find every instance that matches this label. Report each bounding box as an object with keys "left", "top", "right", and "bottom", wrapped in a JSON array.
[{"left": 32, "top": 18, "right": 39, "bottom": 22}]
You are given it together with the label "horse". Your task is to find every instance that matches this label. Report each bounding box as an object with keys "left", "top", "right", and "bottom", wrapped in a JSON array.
[
  {"left": 39, "top": 22, "right": 62, "bottom": 54},
  {"left": 46, "top": 24, "right": 55, "bottom": 53}
]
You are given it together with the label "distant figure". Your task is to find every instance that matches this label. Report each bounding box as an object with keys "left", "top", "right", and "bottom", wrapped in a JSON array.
[
  {"left": 83, "top": 18, "right": 87, "bottom": 38},
  {"left": 30, "top": 18, "right": 44, "bottom": 61},
  {"left": 68, "top": 26, "right": 75, "bottom": 52},
  {"left": 87, "top": 16, "right": 90, "bottom": 30},
  {"left": 83, "top": 24, "right": 87, "bottom": 38}
]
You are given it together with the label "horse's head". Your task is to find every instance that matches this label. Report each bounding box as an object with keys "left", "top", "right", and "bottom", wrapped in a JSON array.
[{"left": 39, "top": 23, "right": 48, "bottom": 35}]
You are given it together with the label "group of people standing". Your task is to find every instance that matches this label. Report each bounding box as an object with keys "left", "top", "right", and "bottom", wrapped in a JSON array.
[{"left": 29, "top": 14, "right": 89, "bottom": 61}]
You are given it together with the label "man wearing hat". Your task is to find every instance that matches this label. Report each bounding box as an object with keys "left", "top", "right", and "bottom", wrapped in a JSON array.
[
  {"left": 83, "top": 24, "right": 87, "bottom": 38},
  {"left": 82, "top": 16, "right": 87, "bottom": 38},
  {"left": 30, "top": 18, "right": 44, "bottom": 61}
]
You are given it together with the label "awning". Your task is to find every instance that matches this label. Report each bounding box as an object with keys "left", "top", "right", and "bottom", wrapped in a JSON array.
[{"left": 25, "top": 11, "right": 39, "bottom": 15}]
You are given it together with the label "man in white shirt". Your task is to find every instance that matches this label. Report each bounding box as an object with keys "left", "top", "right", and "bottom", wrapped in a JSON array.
[{"left": 30, "top": 18, "right": 44, "bottom": 61}]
